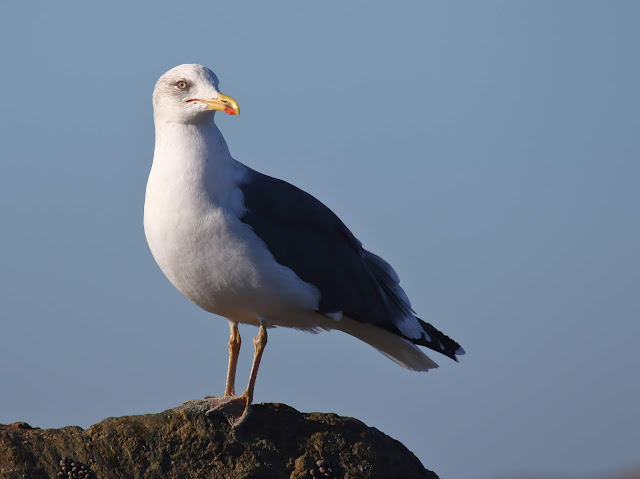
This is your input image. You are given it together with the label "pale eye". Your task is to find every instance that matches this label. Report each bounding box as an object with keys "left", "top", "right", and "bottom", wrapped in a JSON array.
[{"left": 176, "top": 81, "right": 187, "bottom": 90}]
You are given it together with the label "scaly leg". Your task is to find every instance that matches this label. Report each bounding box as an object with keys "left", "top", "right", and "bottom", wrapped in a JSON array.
[
  {"left": 206, "top": 324, "right": 268, "bottom": 427},
  {"left": 224, "top": 322, "right": 241, "bottom": 396},
  {"left": 206, "top": 322, "right": 240, "bottom": 400},
  {"left": 242, "top": 323, "right": 267, "bottom": 405}
]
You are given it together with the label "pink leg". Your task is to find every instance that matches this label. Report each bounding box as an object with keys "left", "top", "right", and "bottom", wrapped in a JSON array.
[
  {"left": 224, "top": 322, "right": 241, "bottom": 396},
  {"left": 207, "top": 324, "right": 268, "bottom": 427},
  {"left": 242, "top": 324, "right": 267, "bottom": 404}
]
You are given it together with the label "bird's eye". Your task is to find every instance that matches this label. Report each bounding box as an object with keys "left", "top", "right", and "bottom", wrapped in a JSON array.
[{"left": 176, "top": 81, "right": 187, "bottom": 90}]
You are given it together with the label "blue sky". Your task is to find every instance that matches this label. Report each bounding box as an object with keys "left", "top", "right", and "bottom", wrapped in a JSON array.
[{"left": 1, "top": 2, "right": 639, "bottom": 478}]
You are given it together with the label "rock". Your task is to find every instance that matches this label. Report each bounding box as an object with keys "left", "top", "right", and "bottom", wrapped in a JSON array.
[{"left": 0, "top": 400, "right": 439, "bottom": 479}]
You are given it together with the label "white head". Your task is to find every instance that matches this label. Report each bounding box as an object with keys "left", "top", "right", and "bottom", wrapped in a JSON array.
[{"left": 152, "top": 64, "right": 240, "bottom": 125}]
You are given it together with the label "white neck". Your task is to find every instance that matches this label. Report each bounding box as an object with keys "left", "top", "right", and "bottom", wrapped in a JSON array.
[
  {"left": 154, "top": 119, "right": 232, "bottom": 170},
  {"left": 148, "top": 119, "right": 246, "bottom": 211}
]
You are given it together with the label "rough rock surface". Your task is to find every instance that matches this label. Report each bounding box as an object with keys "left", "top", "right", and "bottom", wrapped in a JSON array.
[{"left": 0, "top": 400, "right": 439, "bottom": 479}]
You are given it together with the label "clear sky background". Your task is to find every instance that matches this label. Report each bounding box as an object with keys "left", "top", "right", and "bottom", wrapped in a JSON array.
[{"left": 1, "top": 2, "right": 638, "bottom": 478}]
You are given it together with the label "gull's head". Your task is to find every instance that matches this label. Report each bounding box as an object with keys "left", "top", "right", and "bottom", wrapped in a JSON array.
[{"left": 152, "top": 64, "right": 240, "bottom": 124}]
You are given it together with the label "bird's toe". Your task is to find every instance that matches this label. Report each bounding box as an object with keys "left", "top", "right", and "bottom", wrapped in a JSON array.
[{"left": 206, "top": 394, "right": 251, "bottom": 427}]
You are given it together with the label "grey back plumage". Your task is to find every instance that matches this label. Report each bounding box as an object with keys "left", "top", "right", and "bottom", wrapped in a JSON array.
[
  {"left": 239, "top": 170, "right": 409, "bottom": 330},
  {"left": 238, "top": 168, "right": 464, "bottom": 361}
]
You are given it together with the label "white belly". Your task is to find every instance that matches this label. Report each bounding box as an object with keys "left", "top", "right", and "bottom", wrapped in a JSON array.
[{"left": 143, "top": 176, "right": 320, "bottom": 328}]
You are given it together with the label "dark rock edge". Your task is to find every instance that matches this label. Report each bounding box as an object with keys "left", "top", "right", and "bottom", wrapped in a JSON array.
[{"left": 0, "top": 400, "right": 439, "bottom": 479}]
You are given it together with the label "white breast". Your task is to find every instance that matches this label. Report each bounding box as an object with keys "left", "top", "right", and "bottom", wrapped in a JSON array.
[{"left": 144, "top": 122, "right": 320, "bottom": 326}]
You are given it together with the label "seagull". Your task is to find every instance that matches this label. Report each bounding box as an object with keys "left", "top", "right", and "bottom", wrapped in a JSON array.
[{"left": 144, "top": 64, "right": 464, "bottom": 426}]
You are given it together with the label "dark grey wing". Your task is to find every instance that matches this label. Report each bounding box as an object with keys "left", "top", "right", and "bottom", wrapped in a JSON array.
[
  {"left": 238, "top": 168, "right": 464, "bottom": 361},
  {"left": 238, "top": 168, "right": 398, "bottom": 328}
]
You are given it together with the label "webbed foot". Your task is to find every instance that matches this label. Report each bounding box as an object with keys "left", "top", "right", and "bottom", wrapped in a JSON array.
[{"left": 205, "top": 394, "right": 251, "bottom": 427}]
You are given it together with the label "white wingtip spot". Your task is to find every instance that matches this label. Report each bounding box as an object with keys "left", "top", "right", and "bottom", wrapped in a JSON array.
[
  {"left": 323, "top": 311, "right": 343, "bottom": 321},
  {"left": 396, "top": 315, "right": 424, "bottom": 340},
  {"left": 456, "top": 346, "right": 466, "bottom": 356}
]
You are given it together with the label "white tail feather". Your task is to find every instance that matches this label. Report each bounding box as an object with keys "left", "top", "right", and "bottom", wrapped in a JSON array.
[{"left": 333, "top": 316, "right": 439, "bottom": 371}]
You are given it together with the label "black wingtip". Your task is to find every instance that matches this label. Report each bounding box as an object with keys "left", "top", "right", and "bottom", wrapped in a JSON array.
[{"left": 412, "top": 318, "right": 465, "bottom": 363}]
